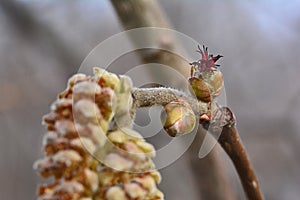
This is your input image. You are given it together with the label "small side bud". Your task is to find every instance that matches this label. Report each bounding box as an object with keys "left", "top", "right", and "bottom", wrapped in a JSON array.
[{"left": 162, "top": 99, "right": 196, "bottom": 137}]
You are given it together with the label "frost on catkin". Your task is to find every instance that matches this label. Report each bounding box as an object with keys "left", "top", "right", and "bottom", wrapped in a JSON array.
[{"left": 34, "top": 68, "right": 164, "bottom": 200}]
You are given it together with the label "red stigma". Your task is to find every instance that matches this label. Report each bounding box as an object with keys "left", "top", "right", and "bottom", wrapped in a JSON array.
[{"left": 195, "top": 45, "right": 222, "bottom": 73}]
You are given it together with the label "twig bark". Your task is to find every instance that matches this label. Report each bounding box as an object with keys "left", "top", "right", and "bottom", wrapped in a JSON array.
[
  {"left": 132, "top": 87, "right": 207, "bottom": 115},
  {"left": 202, "top": 107, "right": 264, "bottom": 200},
  {"left": 133, "top": 88, "right": 264, "bottom": 200},
  {"left": 218, "top": 126, "right": 264, "bottom": 200}
]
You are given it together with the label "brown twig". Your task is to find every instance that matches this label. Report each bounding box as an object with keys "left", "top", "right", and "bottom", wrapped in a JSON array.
[
  {"left": 133, "top": 88, "right": 264, "bottom": 200},
  {"left": 201, "top": 106, "right": 264, "bottom": 200},
  {"left": 219, "top": 126, "right": 264, "bottom": 200}
]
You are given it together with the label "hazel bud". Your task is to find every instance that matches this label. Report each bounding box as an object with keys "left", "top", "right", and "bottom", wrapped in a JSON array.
[
  {"left": 162, "top": 99, "right": 196, "bottom": 137},
  {"left": 189, "top": 45, "right": 224, "bottom": 102},
  {"left": 189, "top": 70, "right": 223, "bottom": 102}
]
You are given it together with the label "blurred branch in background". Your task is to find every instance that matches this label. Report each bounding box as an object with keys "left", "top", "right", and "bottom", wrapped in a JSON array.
[
  {"left": 110, "top": 0, "right": 190, "bottom": 87},
  {"left": 0, "top": 0, "right": 82, "bottom": 74},
  {"left": 109, "top": 0, "right": 237, "bottom": 199}
]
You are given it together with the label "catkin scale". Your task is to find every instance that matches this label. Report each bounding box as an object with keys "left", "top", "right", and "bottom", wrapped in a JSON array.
[{"left": 34, "top": 68, "right": 163, "bottom": 200}]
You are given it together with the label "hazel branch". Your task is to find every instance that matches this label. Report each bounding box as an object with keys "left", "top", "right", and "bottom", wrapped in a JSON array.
[
  {"left": 110, "top": 1, "right": 262, "bottom": 199},
  {"left": 201, "top": 107, "right": 264, "bottom": 200},
  {"left": 132, "top": 87, "right": 264, "bottom": 200},
  {"left": 132, "top": 87, "right": 208, "bottom": 115},
  {"left": 219, "top": 126, "right": 264, "bottom": 200}
]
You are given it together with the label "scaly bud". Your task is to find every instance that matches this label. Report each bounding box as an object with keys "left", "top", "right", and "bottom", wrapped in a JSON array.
[
  {"left": 189, "top": 45, "right": 224, "bottom": 102},
  {"left": 162, "top": 99, "right": 196, "bottom": 137}
]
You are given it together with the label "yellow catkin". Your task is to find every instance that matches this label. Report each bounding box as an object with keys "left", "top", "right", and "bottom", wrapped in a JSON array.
[{"left": 34, "top": 68, "right": 163, "bottom": 200}]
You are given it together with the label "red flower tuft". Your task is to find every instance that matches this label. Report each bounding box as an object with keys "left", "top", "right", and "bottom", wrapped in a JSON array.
[{"left": 194, "top": 45, "right": 223, "bottom": 73}]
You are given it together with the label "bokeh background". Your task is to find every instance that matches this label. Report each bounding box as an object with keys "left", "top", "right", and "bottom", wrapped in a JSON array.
[{"left": 0, "top": 0, "right": 300, "bottom": 199}]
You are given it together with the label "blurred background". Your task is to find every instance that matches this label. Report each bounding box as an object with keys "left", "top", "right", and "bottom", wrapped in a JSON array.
[{"left": 0, "top": 0, "right": 300, "bottom": 199}]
